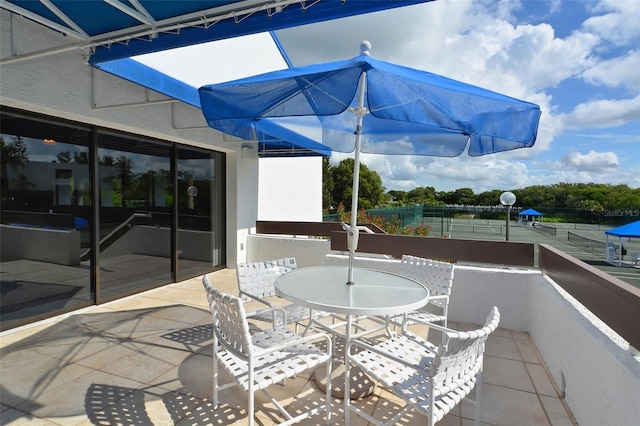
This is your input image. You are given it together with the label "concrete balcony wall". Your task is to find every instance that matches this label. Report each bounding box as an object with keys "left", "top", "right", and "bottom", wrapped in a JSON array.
[
  {"left": 530, "top": 275, "right": 640, "bottom": 425},
  {"left": 247, "top": 235, "right": 639, "bottom": 424},
  {"left": 246, "top": 234, "right": 331, "bottom": 267},
  {"left": 0, "top": 224, "right": 80, "bottom": 266},
  {"left": 325, "top": 254, "right": 532, "bottom": 331},
  {"left": 100, "top": 225, "right": 215, "bottom": 262}
]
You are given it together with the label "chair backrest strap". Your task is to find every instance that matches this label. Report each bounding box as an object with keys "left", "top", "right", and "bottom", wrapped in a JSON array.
[
  {"left": 400, "top": 255, "right": 455, "bottom": 303},
  {"left": 429, "top": 306, "right": 500, "bottom": 396},
  {"left": 236, "top": 257, "right": 297, "bottom": 301},
  {"left": 204, "top": 275, "right": 253, "bottom": 358}
]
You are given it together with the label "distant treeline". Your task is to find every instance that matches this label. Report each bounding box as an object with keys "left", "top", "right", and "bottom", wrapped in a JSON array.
[
  {"left": 386, "top": 183, "right": 640, "bottom": 225},
  {"left": 388, "top": 183, "right": 639, "bottom": 211}
]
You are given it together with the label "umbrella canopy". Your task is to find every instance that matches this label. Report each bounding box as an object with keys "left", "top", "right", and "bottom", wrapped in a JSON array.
[
  {"left": 199, "top": 41, "right": 541, "bottom": 284},
  {"left": 199, "top": 42, "right": 541, "bottom": 157}
]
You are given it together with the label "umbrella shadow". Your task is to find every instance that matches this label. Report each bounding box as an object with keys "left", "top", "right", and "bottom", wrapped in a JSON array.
[
  {"left": 1, "top": 305, "right": 213, "bottom": 420},
  {"left": 81, "top": 341, "right": 252, "bottom": 425},
  {"left": 85, "top": 383, "right": 154, "bottom": 425},
  {"left": 160, "top": 323, "right": 213, "bottom": 351}
]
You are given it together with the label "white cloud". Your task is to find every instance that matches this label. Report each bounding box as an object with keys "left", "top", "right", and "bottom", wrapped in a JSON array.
[
  {"left": 582, "top": 49, "right": 640, "bottom": 91},
  {"left": 434, "top": 21, "right": 598, "bottom": 95},
  {"left": 560, "top": 149, "right": 619, "bottom": 172},
  {"left": 560, "top": 95, "right": 640, "bottom": 128},
  {"left": 356, "top": 154, "right": 535, "bottom": 193},
  {"left": 276, "top": 0, "right": 639, "bottom": 191},
  {"left": 583, "top": 0, "right": 640, "bottom": 46},
  {"left": 531, "top": 156, "right": 640, "bottom": 188}
]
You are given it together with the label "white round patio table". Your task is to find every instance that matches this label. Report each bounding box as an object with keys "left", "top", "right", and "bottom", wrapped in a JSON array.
[
  {"left": 275, "top": 265, "right": 429, "bottom": 400},
  {"left": 275, "top": 265, "right": 429, "bottom": 316}
]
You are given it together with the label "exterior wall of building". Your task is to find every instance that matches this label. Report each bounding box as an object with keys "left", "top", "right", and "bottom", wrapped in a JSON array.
[
  {"left": 1, "top": 10, "right": 323, "bottom": 269},
  {"left": 0, "top": 11, "right": 242, "bottom": 266},
  {"left": 258, "top": 156, "right": 323, "bottom": 222}
]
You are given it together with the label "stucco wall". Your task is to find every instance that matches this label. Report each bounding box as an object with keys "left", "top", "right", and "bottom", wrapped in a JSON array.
[
  {"left": 0, "top": 225, "right": 80, "bottom": 265},
  {"left": 1, "top": 10, "right": 324, "bottom": 269},
  {"left": 246, "top": 234, "right": 331, "bottom": 268},
  {"left": 529, "top": 275, "right": 640, "bottom": 425},
  {"left": 324, "top": 254, "right": 532, "bottom": 330},
  {"left": 258, "top": 156, "right": 323, "bottom": 222}
]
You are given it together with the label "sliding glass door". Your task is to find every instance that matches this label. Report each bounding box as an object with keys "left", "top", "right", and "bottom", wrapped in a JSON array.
[
  {"left": 176, "top": 146, "right": 225, "bottom": 280},
  {"left": 1, "top": 109, "right": 226, "bottom": 330},
  {"left": 97, "top": 133, "right": 172, "bottom": 301},
  {"left": 1, "top": 112, "right": 92, "bottom": 329}
]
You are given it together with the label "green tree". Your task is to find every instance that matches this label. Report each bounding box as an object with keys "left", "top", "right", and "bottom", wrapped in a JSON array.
[
  {"left": 1, "top": 136, "right": 29, "bottom": 195},
  {"left": 330, "top": 158, "right": 385, "bottom": 211},
  {"left": 476, "top": 189, "right": 504, "bottom": 206},
  {"left": 57, "top": 151, "right": 72, "bottom": 163},
  {"left": 322, "top": 157, "right": 334, "bottom": 213},
  {"left": 438, "top": 187, "right": 476, "bottom": 205},
  {"left": 74, "top": 151, "right": 89, "bottom": 164},
  {"left": 606, "top": 185, "right": 640, "bottom": 210},
  {"left": 454, "top": 187, "right": 476, "bottom": 205},
  {"left": 407, "top": 186, "right": 438, "bottom": 205},
  {"left": 387, "top": 190, "right": 407, "bottom": 205}
]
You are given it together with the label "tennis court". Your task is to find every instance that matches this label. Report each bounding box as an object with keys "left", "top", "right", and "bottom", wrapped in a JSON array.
[{"left": 408, "top": 216, "right": 640, "bottom": 289}]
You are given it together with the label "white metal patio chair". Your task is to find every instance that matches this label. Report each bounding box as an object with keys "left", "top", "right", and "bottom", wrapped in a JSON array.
[
  {"left": 346, "top": 306, "right": 500, "bottom": 426},
  {"left": 389, "top": 255, "right": 455, "bottom": 328},
  {"left": 237, "top": 258, "right": 326, "bottom": 330},
  {"left": 203, "top": 274, "right": 333, "bottom": 426}
]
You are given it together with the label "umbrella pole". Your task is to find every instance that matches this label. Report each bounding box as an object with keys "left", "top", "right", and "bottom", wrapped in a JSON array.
[{"left": 347, "top": 70, "right": 368, "bottom": 285}]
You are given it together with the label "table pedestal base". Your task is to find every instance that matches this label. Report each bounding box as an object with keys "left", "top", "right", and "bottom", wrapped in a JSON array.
[{"left": 314, "top": 362, "right": 376, "bottom": 400}]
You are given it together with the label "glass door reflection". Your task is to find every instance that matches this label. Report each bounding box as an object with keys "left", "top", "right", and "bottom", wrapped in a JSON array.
[
  {"left": 177, "top": 147, "right": 225, "bottom": 280},
  {"left": 97, "top": 133, "right": 172, "bottom": 301}
]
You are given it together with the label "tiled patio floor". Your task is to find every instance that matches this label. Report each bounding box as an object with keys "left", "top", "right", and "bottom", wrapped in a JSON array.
[{"left": 0, "top": 269, "right": 576, "bottom": 425}]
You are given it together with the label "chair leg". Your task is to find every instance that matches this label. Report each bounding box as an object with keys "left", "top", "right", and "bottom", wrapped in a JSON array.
[
  {"left": 344, "top": 348, "right": 351, "bottom": 425},
  {"left": 248, "top": 369, "right": 255, "bottom": 426},
  {"left": 325, "top": 354, "right": 333, "bottom": 425},
  {"left": 475, "top": 370, "right": 483, "bottom": 426},
  {"left": 213, "top": 341, "right": 219, "bottom": 409}
]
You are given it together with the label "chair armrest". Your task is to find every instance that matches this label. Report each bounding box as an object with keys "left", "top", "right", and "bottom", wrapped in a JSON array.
[
  {"left": 255, "top": 330, "right": 333, "bottom": 358},
  {"left": 400, "top": 315, "right": 455, "bottom": 334},
  {"left": 239, "top": 290, "right": 274, "bottom": 307},
  {"left": 247, "top": 306, "right": 288, "bottom": 327},
  {"left": 427, "top": 294, "right": 449, "bottom": 301}
]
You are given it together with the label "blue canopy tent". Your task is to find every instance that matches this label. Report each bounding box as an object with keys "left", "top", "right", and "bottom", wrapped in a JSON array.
[
  {"left": 605, "top": 220, "right": 640, "bottom": 266},
  {"left": 519, "top": 208, "right": 543, "bottom": 225}
]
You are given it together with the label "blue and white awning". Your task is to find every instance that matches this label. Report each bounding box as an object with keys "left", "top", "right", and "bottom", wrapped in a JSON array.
[
  {"left": 1, "top": 0, "right": 434, "bottom": 156},
  {"left": 1, "top": 0, "right": 433, "bottom": 63}
]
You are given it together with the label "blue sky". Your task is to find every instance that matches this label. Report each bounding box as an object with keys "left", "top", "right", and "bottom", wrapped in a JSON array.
[{"left": 275, "top": 0, "right": 639, "bottom": 193}]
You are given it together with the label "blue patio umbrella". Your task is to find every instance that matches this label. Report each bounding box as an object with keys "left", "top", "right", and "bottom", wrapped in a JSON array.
[{"left": 199, "top": 41, "right": 541, "bottom": 284}]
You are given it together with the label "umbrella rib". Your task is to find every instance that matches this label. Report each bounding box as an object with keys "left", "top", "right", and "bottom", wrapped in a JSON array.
[
  {"left": 369, "top": 100, "right": 464, "bottom": 132},
  {"left": 261, "top": 72, "right": 355, "bottom": 118}
]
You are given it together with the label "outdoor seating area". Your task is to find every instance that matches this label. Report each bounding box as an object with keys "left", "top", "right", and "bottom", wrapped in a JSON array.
[
  {"left": 2, "top": 2, "right": 638, "bottom": 425},
  {"left": 0, "top": 267, "right": 576, "bottom": 425}
]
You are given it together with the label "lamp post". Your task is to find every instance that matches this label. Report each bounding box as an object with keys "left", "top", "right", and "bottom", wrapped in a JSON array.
[{"left": 500, "top": 191, "right": 516, "bottom": 241}]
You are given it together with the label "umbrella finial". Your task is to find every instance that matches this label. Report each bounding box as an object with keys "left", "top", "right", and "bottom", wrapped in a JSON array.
[{"left": 360, "top": 40, "right": 371, "bottom": 56}]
